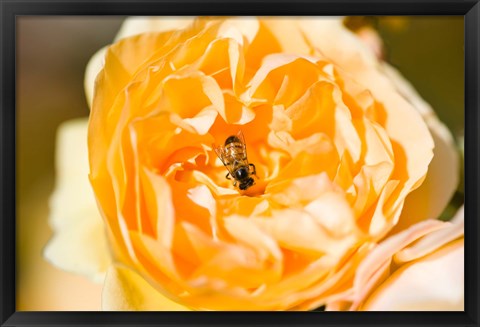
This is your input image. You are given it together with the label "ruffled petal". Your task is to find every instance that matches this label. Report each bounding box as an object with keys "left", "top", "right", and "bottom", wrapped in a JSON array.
[
  {"left": 362, "top": 239, "right": 464, "bottom": 310},
  {"left": 296, "top": 18, "right": 435, "bottom": 228},
  {"left": 382, "top": 63, "right": 460, "bottom": 231},
  {"left": 114, "top": 16, "right": 194, "bottom": 41}
]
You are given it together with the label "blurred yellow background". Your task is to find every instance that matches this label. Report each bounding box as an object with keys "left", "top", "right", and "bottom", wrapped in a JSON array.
[{"left": 16, "top": 16, "right": 464, "bottom": 311}]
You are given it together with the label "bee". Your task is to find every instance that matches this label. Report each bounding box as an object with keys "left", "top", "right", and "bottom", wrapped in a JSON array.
[{"left": 213, "top": 131, "right": 257, "bottom": 191}]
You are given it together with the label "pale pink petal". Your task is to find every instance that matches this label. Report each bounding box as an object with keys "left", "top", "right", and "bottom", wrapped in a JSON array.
[
  {"left": 355, "top": 27, "right": 384, "bottom": 59},
  {"left": 395, "top": 206, "right": 464, "bottom": 263},
  {"left": 351, "top": 220, "right": 447, "bottom": 305},
  {"left": 362, "top": 239, "right": 464, "bottom": 311}
]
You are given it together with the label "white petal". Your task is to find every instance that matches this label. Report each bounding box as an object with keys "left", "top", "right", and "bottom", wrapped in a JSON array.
[
  {"left": 45, "top": 118, "right": 111, "bottom": 282},
  {"left": 102, "top": 265, "right": 190, "bottom": 311},
  {"left": 44, "top": 212, "right": 110, "bottom": 283}
]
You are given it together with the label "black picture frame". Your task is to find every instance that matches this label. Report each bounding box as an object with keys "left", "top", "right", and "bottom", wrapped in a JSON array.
[{"left": 1, "top": 0, "right": 479, "bottom": 326}]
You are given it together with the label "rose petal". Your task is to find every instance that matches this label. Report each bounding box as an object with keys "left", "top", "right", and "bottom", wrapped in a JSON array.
[
  {"left": 162, "top": 72, "right": 225, "bottom": 119},
  {"left": 139, "top": 168, "right": 175, "bottom": 248},
  {"left": 49, "top": 119, "right": 96, "bottom": 229},
  {"left": 346, "top": 204, "right": 464, "bottom": 311},
  {"left": 355, "top": 27, "right": 384, "bottom": 59},
  {"left": 102, "top": 265, "right": 190, "bottom": 311},
  {"left": 294, "top": 245, "right": 374, "bottom": 311},
  {"left": 84, "top": 46, "right": 108, "bottom": 108},
  {"left": 114, "top": 16, "right": 194, "bottom": 41},
  {"left": 260, "top": 18, "right": 312, "bottom": 56},
  {"left": 382, "top": 63, "right": 460, "bottom": 230},
  {"left": 44, "top": 214, "right": 110, "bottom": 284},
  {"left": 252, "top": 209, "right": 357, "bottom": 263},
  {"left": 223, "top": 216, "right": 283, "bottom": 264},
  {"left": 187, "top": 185, "right": 217, "bottom": 218},
  {"left": 218, "top": 17, "right": 259, "bottom": 46},
  {"left": 351, "top": 219, "right": 447, "bottom": 306},
  {"left": 394, "top": 206, "right": 464, "bottom": 263},
  {"left": 267, "top": 172, "right": 335, "bottom": 207},
  {"left": 304, "top": 192, "right": 357, "bottom": 237},
  {"left": 362, "top": 239, "right": 464, "bottom": 311},
  {"left": 296, "top": 18, "right": 435, "bottom": 226},
  {"left": 91, "top": 31, "right": 183, "bottom": 123},
  {"left": 220, "top": 91, "right": 255, "bottom": 125},
  {"left": 45, "top": 118, "right": 111, "bottom": 282}
]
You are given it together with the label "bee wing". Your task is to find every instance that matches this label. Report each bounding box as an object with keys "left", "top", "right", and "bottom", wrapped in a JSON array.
[
  {"left": 236, "top": 130, "right": 248, "bottom": 161},
  {"left": 212, "top": 143, "right": 225, "bottom": 163},
  {"left": 212, "top": 143, "right": 235, "bottom": 173}
]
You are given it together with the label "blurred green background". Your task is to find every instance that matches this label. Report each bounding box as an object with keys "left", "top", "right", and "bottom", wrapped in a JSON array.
[{"left": 16, "top": 16, "right": 464, "bottom": 310}]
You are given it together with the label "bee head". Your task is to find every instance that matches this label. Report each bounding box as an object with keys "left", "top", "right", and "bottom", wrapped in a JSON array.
[
  {"left": 235, "top": 167, "right": 249, "bottom": 180},
  {"left": 239, "top": 177, "right": 255, "bottom": 191}
]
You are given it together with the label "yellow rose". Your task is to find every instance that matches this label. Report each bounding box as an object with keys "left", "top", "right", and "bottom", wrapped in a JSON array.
[{"left": 46, "top": 16, "right": 462, "bottom": 311}]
